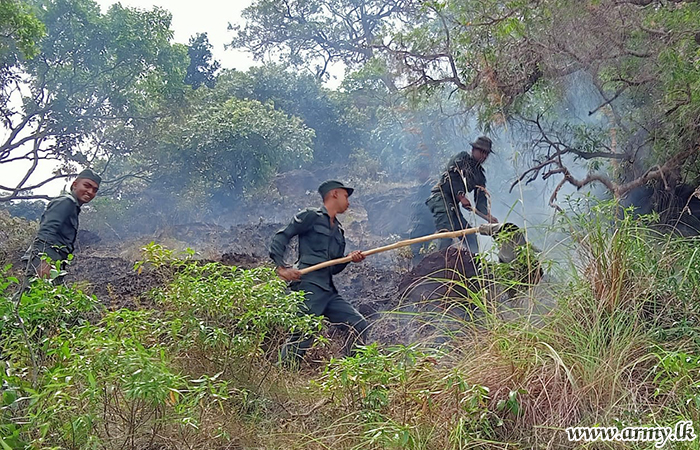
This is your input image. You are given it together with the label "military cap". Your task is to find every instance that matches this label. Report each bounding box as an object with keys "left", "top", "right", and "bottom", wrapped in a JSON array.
[
  {"left": 318, "top": 180, "right": 354, "bottom": 198},
  {"left": 75, "top": 168, "right": 102, "bottom": 185},
  {"left": 470, "top": 136, "right": 494, "bottom": 153}
]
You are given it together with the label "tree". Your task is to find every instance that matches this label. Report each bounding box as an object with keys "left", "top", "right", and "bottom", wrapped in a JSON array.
[
  {"left": 0, "top": 0, "right": 189, "bottom": 202},
  {"left": 236, "top": 0, "right": 700, "bottom": 209},
  {"left": 232, "top": 0, "right": 416, "bottom": 80},
  {"left": 216, "top": 65, "right": 365, "bottom": 165},
  {"left": 147, "top": 82, "right": 315, "bottom": 201},
  {"left": 184, "top": 32, "right": 220, "bottom": 90},
  {"left": 0, "top": 0, "right": 45, "bottom": 59}
]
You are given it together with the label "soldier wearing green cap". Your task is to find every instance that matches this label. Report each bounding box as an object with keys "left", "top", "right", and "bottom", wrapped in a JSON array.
[
  {"left": 425, "top": 136, "right": 499, "bottom": 254},
  {"left": 270, "top": 180, "right": 369, "bottom": 366},
  {"left": 24, "top": 169, "right": 101, "bottom": 279}
]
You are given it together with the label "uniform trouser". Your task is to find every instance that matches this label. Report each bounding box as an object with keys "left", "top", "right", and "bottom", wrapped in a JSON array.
[
  {"left": 426, "top": 196, "right": 479, "bottom": 254},
  {"left": 280, "top": 281, "right": 369, "bottom": 365}
]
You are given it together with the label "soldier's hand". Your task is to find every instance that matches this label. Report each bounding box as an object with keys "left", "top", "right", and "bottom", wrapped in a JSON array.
[
  {"left": 460, "top": 198, "right": 473, "bottom": 210},
  {"left": 349, "top": 250, "right": 366, "bottom": 263},
  {"left": 486, "top": 214, "right": 499, "bottom": 224},
  {"left": 37, "top": 261, "right": 51, "bottom": 278},
  {"left": 276, "top": 266, "right": 301, "bottom": 282}
]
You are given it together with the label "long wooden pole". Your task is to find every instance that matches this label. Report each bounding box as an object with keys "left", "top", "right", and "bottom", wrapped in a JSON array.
[{"left": 299, "top": 224, "right": 500, "bottom": 275}]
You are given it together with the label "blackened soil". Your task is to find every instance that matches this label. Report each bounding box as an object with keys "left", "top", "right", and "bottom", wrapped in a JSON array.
[
  {"left": 65, "top": 255, "right": 165, "bottom": 310},
  {"left": 63, "top": 226, "right": 490, "bottom": 345}
]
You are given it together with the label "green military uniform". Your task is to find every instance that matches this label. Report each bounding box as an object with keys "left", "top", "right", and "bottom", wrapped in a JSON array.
[
  {"left": 270, "top": 205, "right": 368, "bottom": 364},
  {"left": 426, "top": 149, "right": 489, "bottom": 253},
  {"left": 23, "top": 192, "right": 81, "bottom": 278},
  {"left": 22, "top": 168, "right": 101, "bottom": 281}
]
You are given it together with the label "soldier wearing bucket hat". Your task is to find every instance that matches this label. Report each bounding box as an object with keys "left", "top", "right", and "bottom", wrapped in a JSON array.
[
  {"left": 270, "top": 180, "right": 369, "bottom": 367},
  {"left": 23, "top": 168, "right": 101, "bottom": 281},
  {"left": 424, "top": 136, "right": 498, "bottom": 254}
]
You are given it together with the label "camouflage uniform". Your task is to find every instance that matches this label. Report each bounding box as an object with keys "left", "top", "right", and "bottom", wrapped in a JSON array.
[
  {"left": 270, "top": 206, "right": 368, "bottom": 365},
  {"left": 426, "top": 151, "right": 489, "bottom": 253}
]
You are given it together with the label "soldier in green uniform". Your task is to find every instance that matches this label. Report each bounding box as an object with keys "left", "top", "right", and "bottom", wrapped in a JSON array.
[
  {"left": 426, "top": 136, "right": 498, "bottom": 254},
  {"left": 24, "top": 169, "right": 101, "bottom": 280},
  {"left": 270, "top": 180, "right": 369, "bottom": 366}
]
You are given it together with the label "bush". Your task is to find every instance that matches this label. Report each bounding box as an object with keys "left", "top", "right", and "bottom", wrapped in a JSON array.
[{"left": 0, "top": 209, "right": 37, "bottom": 271}]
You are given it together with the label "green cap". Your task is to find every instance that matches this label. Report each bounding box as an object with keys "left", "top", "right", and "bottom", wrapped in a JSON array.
[
  {"left": 318, "top": 180, "right": 354, "bottom": 198},
  {"left": 75, "top": 168, "right": 102, "bottom": 185}
]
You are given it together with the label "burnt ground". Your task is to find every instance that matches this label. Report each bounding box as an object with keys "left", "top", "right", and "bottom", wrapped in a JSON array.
[
  {"left": 63, "top": 222, "right": 407, "bottom": 327},
  {"left": 61, "top": 217, "right": 537, "bottom": 347}
]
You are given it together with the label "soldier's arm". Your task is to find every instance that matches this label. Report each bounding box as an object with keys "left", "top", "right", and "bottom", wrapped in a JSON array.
[
  {"left": 445, "top": 170, "right": 467, "bottom": 205},
  {"left": 474, "top": 186, "right": 489, "bottom": 216},
  {"left": 269, "top": 209, "right": 315, "bottom": 268},
  {"left": 35, "top": 197, "right": 73, "bottom": 245},
  {"left": 474, "top": 186, "right": 498, "bottom": 222}
]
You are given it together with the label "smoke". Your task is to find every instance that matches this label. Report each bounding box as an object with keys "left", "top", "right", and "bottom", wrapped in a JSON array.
[{"left": 406, "top": 71, "right": 622, "bottom": 260}]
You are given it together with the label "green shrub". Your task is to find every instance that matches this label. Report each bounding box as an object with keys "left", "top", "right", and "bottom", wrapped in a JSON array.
[{"left": 0, "top": 209, "right": 36, "bottom": 271}]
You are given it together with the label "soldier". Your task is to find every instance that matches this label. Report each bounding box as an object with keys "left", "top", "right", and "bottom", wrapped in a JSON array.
[
  {"left": 270, "top": 180, "right": 369, "bottom": 366},
  {"left": 426, "top": 136, "right": 498, "bottom": 254},
  {"left": 24, "top": 169, "right": 101, "bottom": 280}
]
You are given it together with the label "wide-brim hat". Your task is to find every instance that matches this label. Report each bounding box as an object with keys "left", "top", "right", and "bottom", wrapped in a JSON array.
[
  {"left": 470, "top": 136, "right": 493, "bottom": 153},
  {"left": 318, "top": 180, "right": 354, "bottom": 198}
]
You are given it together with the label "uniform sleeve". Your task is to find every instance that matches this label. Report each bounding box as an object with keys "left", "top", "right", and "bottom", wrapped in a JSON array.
[
  {"left": 269, "top": 209, "right": 315, "bottom": 267},
  {"left": 35, "top": 197, "right": 73, "bottom": 244},
  {"left": 448, "top": 170, "right": 467, "bottom": 201},
  {"left": 474, "top": 187, "right": 489, "bottom": 215},
  {"left": 462, "top": 162, "right": 488, "bottom": 215}
]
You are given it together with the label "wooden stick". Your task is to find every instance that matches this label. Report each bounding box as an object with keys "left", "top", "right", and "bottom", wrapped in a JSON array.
[{"left": 299, "top": 224, "right": 500, "bottom": 275}]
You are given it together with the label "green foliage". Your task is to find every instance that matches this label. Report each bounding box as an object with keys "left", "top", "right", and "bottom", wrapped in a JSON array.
[
  {"left": 0, "top": 244, "right": 321, "bottom": 449},
  {"left": 134, "top": 241, "right": 195, "bottom": 271},
  {"left": 161, "top": 96, "right": 313, "bottom": 197},
  {"left": 315, "top": 344, "right": 498, "bottom": 447},
  {"left": 151, "top": 260, "right": 322, "bottom": 367},
  {"left": 0, "top": 0, "right": 45, "bottom": 59},
  {"left": 233, "top": 0, "right": 405, "bottom": 77},
  {"left": 217, "top": 66, "right": 366, "bottom": 165},
  {"left": 1, "top": 199, "right": 45, "bottom": 221},
  {"left": 1, "top": 0, "right": 189, "bottom": 201},
  {"left": 184, "top": 32, "right": 220, "bottom": 90},
  {"left": 652, "top": 348, "right": 700, "bottom": 413},
  {"left": 318, "top": 344, "right": 426, "bottom": 411}
]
